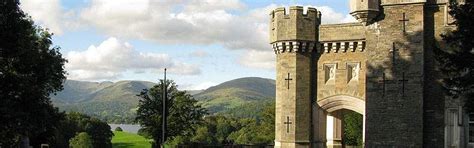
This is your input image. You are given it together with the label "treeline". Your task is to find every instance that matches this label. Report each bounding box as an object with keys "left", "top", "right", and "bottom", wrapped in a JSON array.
[
  {"left": 56, "top": 101, "right": 136, "bottom": 123},
  {"left": 135, "top": 80, "right": 275, "bottom": 147},
  {"left": 216, "top": 100, "right": 274, "bottom": 119},
  {"left": 172, "top": 102, "right": 274, "bottom": 146},
  {"left": 137, "top": 102, "right": 275, "bottom": 147}
]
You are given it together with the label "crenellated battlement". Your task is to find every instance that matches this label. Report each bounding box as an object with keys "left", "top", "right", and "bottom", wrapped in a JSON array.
[
  {"left": 270, "top": 6, "right": 320, "bottom": 19},
  {"left": 269, "top": 6, "right": 321, "bottom": 45}
]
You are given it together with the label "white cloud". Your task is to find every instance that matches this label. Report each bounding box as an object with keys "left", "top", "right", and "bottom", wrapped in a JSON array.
[
  {"left": 21, "top": 0, "right": 358, "bottom": 71},
  {"left": 341, "top": 14, "right": 357, "bottom": 23},
  {"left": 79, "top": 2, "right": 355, "bottom": 52},
  {"left": 79, "top": 0, "right": 270, "bottom": 51},
  {"left": 239, "top": 50, "right": 275, "bottom": 70},
  {"left": 66, "top": 37, "right": 200, "bottom": 81},
  {"left": 190, "top": 50, "right": 209, "bottom": 57},
  {"left": 21, "top": 0, "right": 356, "bottom": 51},
  {"left": 20, "top": 0, "right": 81, "bottom": 34}
]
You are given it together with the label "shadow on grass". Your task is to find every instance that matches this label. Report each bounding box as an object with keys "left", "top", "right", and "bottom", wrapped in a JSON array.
[{"left": 112, "top": 142, "right": 137, "bottom": 148}]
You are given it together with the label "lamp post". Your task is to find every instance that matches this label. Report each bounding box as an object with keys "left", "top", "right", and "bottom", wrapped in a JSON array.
[{"left": 161, "top": 68, "right": 167, "bottom": 147}]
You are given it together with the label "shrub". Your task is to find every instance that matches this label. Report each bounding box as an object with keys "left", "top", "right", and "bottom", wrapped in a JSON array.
[{"left": 69, "top": 132, "right": 93, "bottom": 148}]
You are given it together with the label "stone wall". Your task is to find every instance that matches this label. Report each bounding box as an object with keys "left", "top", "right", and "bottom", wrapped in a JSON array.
[
  {"left": 316, "top": 49, "right": 367, "bottom": 101},
  {"left": 423, "top": 2, "right": 451, "bottom": 147},
  {"left": 364, "top": 3, "right": 425, "bottom": 147},
  {"left": 320, "top": 23, "right": 365, "bottom": 42}
]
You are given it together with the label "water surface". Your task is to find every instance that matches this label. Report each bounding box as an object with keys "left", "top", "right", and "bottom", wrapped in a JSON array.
[{"left": 109, "top": 124, "right": 141, "bottom": 134}]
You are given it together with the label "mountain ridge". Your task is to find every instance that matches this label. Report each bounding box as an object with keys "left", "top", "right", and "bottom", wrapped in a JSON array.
[{"left": 52, "top": 77, "right": 276, "bottom": 123}]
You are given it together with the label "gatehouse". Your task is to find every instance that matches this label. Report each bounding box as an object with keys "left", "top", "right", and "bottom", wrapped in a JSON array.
[{"left": 270, "top": 0, "right": 467, "bottom": 147}]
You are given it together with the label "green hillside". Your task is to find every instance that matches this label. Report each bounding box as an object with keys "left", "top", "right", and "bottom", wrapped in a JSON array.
[
  {"left": 52, "top": 77, "right": 276, "bottom": 123},
  {"left": 52, "top": 80, "right": 114, "bottom": 103},
  {"left": 194, "top": 77, "right": 275, "bottom": 114},
  {"left": 52, "top": 80, "right": 155, "bottom": 104}
]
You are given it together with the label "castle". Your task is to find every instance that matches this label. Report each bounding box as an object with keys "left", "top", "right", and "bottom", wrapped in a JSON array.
[{"left": 270, "top": 0, "right": 468, "bottom": 147}]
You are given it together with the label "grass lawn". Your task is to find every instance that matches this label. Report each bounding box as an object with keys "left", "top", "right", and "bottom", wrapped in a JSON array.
[{"left": 112, "top": 131, "right": 152, "bottom": 148}]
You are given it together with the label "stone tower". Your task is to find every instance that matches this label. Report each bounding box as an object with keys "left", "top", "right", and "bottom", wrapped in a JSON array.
[
  {"left": 349, "top": 0, "right": 379, "bottom": 25},
  {"left": 270, "top": 0, "right": 463, "bottom": 147},
  {"left": 270, "top": 6, "right": 321, "bottom": 147}
]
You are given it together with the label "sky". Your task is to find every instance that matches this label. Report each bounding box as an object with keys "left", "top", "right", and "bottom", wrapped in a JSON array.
[{"left": 20, "top": 0, "right": 355, "bottom": 90}]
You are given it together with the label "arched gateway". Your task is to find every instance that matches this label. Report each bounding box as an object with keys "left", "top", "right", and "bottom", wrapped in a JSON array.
[{"left": 270, "top": 0, "right": 460, "bottom": 147}]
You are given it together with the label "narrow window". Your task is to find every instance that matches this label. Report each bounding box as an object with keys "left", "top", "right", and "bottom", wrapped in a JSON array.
[{"left": 324, "top": 64, "right": 336, "bottom": 84}]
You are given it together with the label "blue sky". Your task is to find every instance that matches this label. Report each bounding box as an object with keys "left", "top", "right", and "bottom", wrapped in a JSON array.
[{"left": 20, "top": 0, "right": 353, "bottom": 90}]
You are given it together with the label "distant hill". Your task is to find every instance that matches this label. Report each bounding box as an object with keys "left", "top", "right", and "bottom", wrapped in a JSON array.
[
  {"left": 52, "top": 77, "right": 276, "bottom": 123},
  {"left": 194, "top": 77, "right": 275, "bottom": 114},
  {"left": 52, "top": 80, "right": 156, "bottom": 123},
  {"left": 52, "top": 80, "right": 155, "bottom": 104}
]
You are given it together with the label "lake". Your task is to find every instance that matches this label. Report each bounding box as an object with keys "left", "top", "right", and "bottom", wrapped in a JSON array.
[{"left": 109, "top": 124, "right": 142, "bottom": 134}]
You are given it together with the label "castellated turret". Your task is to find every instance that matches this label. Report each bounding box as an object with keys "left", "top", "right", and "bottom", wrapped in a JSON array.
[
  {"left": 270, "top": 6, "right": 321, "bottom": 52},
  {"left": 350, "top": 0, "right": 379, "bottom": 25},
  {"left": 270, "top": 6, "right": 323, "bottom": 148}
]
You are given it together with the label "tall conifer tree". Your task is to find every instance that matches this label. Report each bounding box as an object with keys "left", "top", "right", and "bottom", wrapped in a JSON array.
[{"left": 435, "top": 0, "right": 474, "bottom": 110}]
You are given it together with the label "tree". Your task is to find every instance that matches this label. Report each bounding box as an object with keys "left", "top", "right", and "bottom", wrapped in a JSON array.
[
  {"left": 137, "top": 128, "right": 152, "bottom": 139},
  {"left": 165, "top": 102, "right": 275, "bottom": 146},
  {"left": 69, "top": 132, "right": 93, "bottom": 148},
  {"left": 258, "top": 101, "right": 275, "bottom": 142},
  {"left": 434, "top": 0, "right": 474, "bottom": 111},
  {"left": 115, "top": 127, "right": 123, "bottom": 132},
  {"left": 191, "top": 126, "right": 215, "bottom": 144},
  {"left": 55, "top": 112, "right": 113, "bottom": 148},
  {"left": 85, "top": 118, "right": 113, "bottom": 148},
  {"left": 227, "top": 102, "right": 275, "bottom": 145},
  {"left": 135, "top": 79, "right": 207, "bottom": 147},
  {"left": 0, "top": 0, "right": 67, "bottom": 146},
  {"left": 343, "top": 111, "right": 363, "bottom": 146}
]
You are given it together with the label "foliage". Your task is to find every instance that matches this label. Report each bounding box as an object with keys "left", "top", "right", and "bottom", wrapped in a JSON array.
[
  {"left": 0, "top": 0, "right": 67, "bottom": 146},
  {"left": 112, "top": 131, "right": 151, "bottom": 148},
  {"left": 85, "top": 118, "right": 114, "bottom": 147},
  {"left": 343, "top": 111, "right": 363, "bottom": 146},
  {"left": 69, "top": 132, "right": 93, "bottom": 148},
  {"left": 137, "top": 128, "right": 152, "bottom": 139},
  {"left": 227, "top": 102, "right": 275, "bottom": 145},
  {"left": 55, "top": 112, "right": 114, "bottom": 148},
  {"left": 168, "top": 102, "right": 275, "bottom": 147},
  {"left": 191, "top": 126, "right": 216, "bottom": 144},
  {"left": 135, "top": 79, "right": 207, "bottom": 147},
  {"left": 434, "top": 0, "right": 474, "bottom": 111},
  {"left": 56, "top": 101, "right": 137, "bottom": 123},
  {"left": 167, "top": 135, "right": 191, "bottom": 147},
  {"left": 218, "top": 100, "right": 273, "bottom": 119},
  {"left": 115, "top": 127, "right": 123, "bottom": 132}
]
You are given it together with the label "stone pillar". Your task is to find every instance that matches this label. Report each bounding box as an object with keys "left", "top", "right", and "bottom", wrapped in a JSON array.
[
  {"left": 327, "top": 111, "right": 343, "bottom": 148},
  {"left": 312, "top": 105, "right": 327, "bottom": 147}
]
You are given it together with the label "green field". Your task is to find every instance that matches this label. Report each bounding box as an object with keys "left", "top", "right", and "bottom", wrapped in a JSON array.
[{"left": 112, "top": 131, "right": 152, "bottom": 148}]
